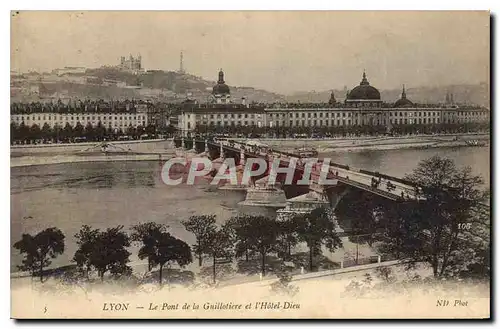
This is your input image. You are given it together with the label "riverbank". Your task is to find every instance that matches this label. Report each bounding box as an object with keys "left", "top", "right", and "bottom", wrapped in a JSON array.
[
  {"left": 10, "top": 138, "right": 173, "bottom": 156},
  {"left": 10, "top": 133, "right": 489, "bottom": 167},
  {"left": 233, "top": 133, "right": 490, "bottom": 153},
  {"left": 10, "top": 138, "right": 176, "bottom": 167},
  {"left": 10, "top": 153, "right": 175, "bottom": 168}
]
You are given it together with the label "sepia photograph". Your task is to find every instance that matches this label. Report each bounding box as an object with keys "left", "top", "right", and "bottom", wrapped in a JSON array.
[{"left": 9, "top": 10, "right": 491, "bottom": 319}]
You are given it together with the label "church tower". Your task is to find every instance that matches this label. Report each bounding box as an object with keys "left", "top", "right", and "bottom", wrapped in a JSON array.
[{"left": 329, "top": 90, "right": 336, "bottom": 105}]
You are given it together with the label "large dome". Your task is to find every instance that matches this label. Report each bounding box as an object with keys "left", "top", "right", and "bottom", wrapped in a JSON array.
[
  {"left": 213, "top": 83, "right": 230, "bottom": 95},
  {"left": 346, "top": 72, "right": 381, "bottom": 101},
  {"left": 212, "top": 69, "right": 230, "bottom": 95}
]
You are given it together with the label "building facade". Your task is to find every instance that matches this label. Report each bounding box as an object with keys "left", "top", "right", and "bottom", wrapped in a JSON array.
[
  {"left": 178, "top": 103, "right": 266, "bottom": 134},
  {"left": 177, "top": 71, "right": 490, "bottom": 135},
  {"left": 11, "top": 110, "right": 149, "bottom": 131}
]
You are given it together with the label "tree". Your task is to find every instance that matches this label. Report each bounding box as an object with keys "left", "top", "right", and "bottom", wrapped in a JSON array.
[
  {"left": 126, "top": 124, "right": 136, "bottom": 137},
  {"left": 10, "top": 121, "right": 18, "bottom": 144},
  {"left": 88, "top": 226, "right": 132, "bottom": 281},
  {"left": 73, "top": 225, "right": 100, "bottom": 278},
  {"left": 335, "top": 190, "right": 382, "bottom": 260},
  {"left": 13, "top": 227, "right": 65, "bottom": 281},
  {"left": 52, "top": 123, "right": 62, "bottom": 142},
  {"left": 41, "top": 123, "right": 52, "bottom": 141},
  {"left": 18, "top": 121, "right": 29, "bottom": 142},
  {"left": 135, "top": 125, "right": 145, "bottom": 139},
  {"left": 95, "top": 121, "right": 106, "bottom": 141},
  {"left": 181, "top": 215, "right": 217, "bottom": 266},
  {"left": 150, "top": 232, "right": 192, "bottom": 285},
  {"left": 145, "top": 123, "right": 156, "bottom": 135},
  {"left": 380, "top": 156, "right": 489, "bottom": 278},
  {"left": 29, "top": 124, "right": 41, "bottom": 142},
  {"left": 224, "top": 215, "right": 253, "bottom": 262},
  {"left": 62, "top": 122, "right": 73, "bottom": 141},
  {"left": 84, "top": 122, "right": 95, "bottom": 140},
  {"left": 231, "top": 215, "right": 279, "bottom": 276},
  {"left": 205, "top": 227, "right": 234, "bottom": 284},
  {"left": 294, "top": 207, "right": 343, "bottom": 272},
  {"left": 130, "top": 222, "right": 168, "bottom": 271},
  {"left": 275, "top": 215, "right": 301, "bottom": 261},
  {"left": 74, "top": 122, "right": 84, "bottom": 137}
]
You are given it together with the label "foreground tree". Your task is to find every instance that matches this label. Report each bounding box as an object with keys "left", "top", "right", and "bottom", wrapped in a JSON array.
[
  {"left": 336, "top": 190, "right": 381, "bottom": 248},
  {"left": 73, "top": 225, "right": 100, "bottom": 278},
  {"left": 379, "top": 156, "right": 489, "bottom": 278},
  {"left": 205, "top": 227, "right": 234, "bottom": 284},
  {"left": 130, "top": 222, "right": 169, "bottom": 271},
  {"left": 75, "top": 225, "right": 132, "bottom": 281},
  {"left": 275, "top": 215, "right": 301, "bottom": 261},
  {"left": 230, "top": 215, "right": 279, "bottom": 276},
  {"left": 13, "top": 227, "right": 65, "bottom": 281},
  {"left": 224, "top": 215, "right": 254, "bottom": 262},
  {"left": 294, "top": 207, "right": 343, "bottom": 272},
  {"left": 181, "top": 215, "right": 217, "bottom": 266},
  {"left": 151, "top": 232, "right": 192, "bottom": 285}
]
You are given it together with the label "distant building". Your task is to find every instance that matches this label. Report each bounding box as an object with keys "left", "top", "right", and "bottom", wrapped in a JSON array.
[
  {"left": 210, "top": 69, "right": 231, "bottom": 104},
  {"left": 11, "top": 110, "right": 149, "bottom": 131},
  {"left": 177, "top": 103, "right": 266, "bottom": 135},
  {"left": 177, "top": 69, "right": 268, "bottom": 135},
  {"left": 177, "top": 70, "right": 490, "bottom": 135},
  {"left": 178, "top": 51, "right": 186, "bottom": 74},
  {"left": 52, "top": 67, "right": 87, "bottom": 76},
  {"left": 11, "top": 102, "right": 149, "bottom": 131},
  {"left": 118, "top": 54, "right": 143, "bottom": 74}
]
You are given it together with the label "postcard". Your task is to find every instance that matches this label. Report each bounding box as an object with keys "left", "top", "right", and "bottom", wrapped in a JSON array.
[{"left": 10, "top": 10, "right": 490, "bottom": 319}]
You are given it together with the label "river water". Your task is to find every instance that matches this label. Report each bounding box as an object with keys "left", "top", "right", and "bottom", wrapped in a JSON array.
[{"left": 10, "top": 146, "right": 490, "bottom": 272}]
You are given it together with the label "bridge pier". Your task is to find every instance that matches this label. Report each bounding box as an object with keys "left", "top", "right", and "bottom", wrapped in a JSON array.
[
  {"left": 327, "top": 185, "right": 351, "bottom": 210},
  {"left": 240, "top": 148, "right": 246, "bottom": 165},
  {"left": 219, "top": 142, "right": 225, "bottom": 159}
]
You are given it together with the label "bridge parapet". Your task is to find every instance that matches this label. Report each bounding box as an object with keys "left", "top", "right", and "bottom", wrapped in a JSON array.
[{"left": 193, "top": 138, "right": 423, "bottom": 202}]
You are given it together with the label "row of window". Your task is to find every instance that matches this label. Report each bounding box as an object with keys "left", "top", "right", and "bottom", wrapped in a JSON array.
[
  {"left": 266, "top": 116, "right": 483, "bottom": 127},
  {"left": 20, "top": 121, "right": 148, "bottom": 128},
  {"left": 188, "top": 121, "right": 263, "bottom": 129},
  {"left": 12, "top": 115, "right": 146, "bottom": 121},
  {"left": 187, "top": 113, "right": 263, "bottom": 120},
  {"left": 267, "top": 111, "right": 488, "bottom": 119}
]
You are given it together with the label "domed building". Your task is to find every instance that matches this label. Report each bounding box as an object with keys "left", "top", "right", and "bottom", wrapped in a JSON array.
[
  {"left": 345, "top": 71, "right": 382, "bottom": 107},
  {"left": 212, "top": 69, "right": 231, "bottom": 104},
  {"left": 393, "top": 85, "right": 414, "bottom": 108}
]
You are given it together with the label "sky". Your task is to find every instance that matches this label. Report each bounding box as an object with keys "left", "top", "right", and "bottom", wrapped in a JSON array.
[{"left": 10, "top": 11, "right": 490, "bottom": 94}]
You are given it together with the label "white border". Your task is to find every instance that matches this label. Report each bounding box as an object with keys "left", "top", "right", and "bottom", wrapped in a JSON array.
[{"left": 2, "top": 1, "right": 497, "bottom": 328}]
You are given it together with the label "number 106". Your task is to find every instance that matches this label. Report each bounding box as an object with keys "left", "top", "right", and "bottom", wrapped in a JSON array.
[{"left": 458, "top": 223, "right": 471, "bottom": 230}]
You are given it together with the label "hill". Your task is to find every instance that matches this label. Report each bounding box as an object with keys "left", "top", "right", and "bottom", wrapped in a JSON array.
[
  {"left": 11, "top": 67, "right": 489, "bottom": 107},
  {"left": 83, "top": 68, "right": 287, "bottom": 103}
]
